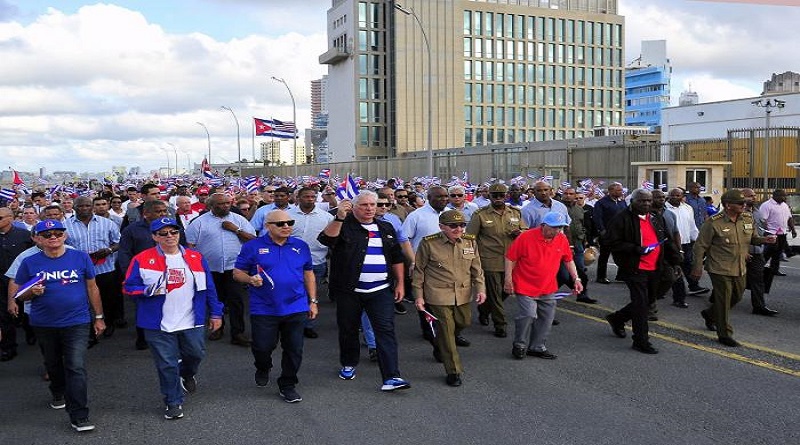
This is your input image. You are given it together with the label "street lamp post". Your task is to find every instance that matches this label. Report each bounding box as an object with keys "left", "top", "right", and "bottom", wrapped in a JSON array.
[
  {"left": 752, "top": 99, "right": 786, "bottom": 196},
  {"left": 196, "top": 122, "right": 211, "bottom": 164},
  {"left": 166, "top": 143, "right": 179, "bottom": 175},
  {"left": 271, "top": 76, "right": 299, "bottom": 178},
  {"left": 220, "top": 106, "right": 242, "bottom": 174},
  {"left": 180, "top": 149, "right": 191, "bottom": 172},
  {"left": 159, "top": 147, "right": 171, "bottom": 177},
  {"left": 395, "top": 2, "right": 433, "bottom": 178}
]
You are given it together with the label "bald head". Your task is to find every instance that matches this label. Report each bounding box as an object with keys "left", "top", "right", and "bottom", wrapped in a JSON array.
[{"left": 265, "top": 209, "right": 293, "bottom": 242}]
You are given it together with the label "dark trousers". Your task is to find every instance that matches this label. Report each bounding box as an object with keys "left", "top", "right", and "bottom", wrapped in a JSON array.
[
  {"left": 681, "top": 242, "right": 702, "bottom": 290},
  {"left": 212, "top": 270, "right": 247, "bottom": 337},
  {"left": 480, "top": 271, "right": 509, "bottom": 328},
  {"left": 336, "top": 287, "right": 401, "bottom": 381},
  {"left": 596, "top": 244, "right": 612, "bottom": 280},
  {"left": 96, "top": 270, "right": 122, "bottom": 322},
  {"left": 610, "top": 270, "right": 658, "bottom": 346},
  {"left": 251, "top": 312, "right": 306, "bottom": 390},
  {"left": 764, "top": 234, "right": 788, "bottom": 273},
  {"left": 747, "top": 253, "right": 767, "bottom": 310},
  {"left": 35, "top": 324, "right": 90, "bottom": 422}
]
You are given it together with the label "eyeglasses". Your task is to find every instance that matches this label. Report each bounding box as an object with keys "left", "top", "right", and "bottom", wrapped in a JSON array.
[
  {"left": 39, "top": 231, "right": 65, "bottom": 239},
  {"left": 449, "top": 194, "right": 464, "bottom": 198},
  {"left": 268, "top": 220, "right": 295, "bottom": 227},
  {"left": 395, "top": 194, "right": 408, "bottom": 199},
  {"left": 264, "top": 190, "right": 275, "bottom": 194},
  {"left": 156, "top": 230, "right": 181, "bottom": 237},
  {"left": 444, "top": 223, "right": 467, "bottom": 229},
  {"left": 376, "top": 202, "right": 391, "bottom": 207},
  {"left": 490, "top": 193, "right": 507, "bottom": 198}
]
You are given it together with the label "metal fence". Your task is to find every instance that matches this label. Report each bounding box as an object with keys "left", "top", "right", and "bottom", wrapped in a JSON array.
[{"left": 243, "top": 127, "right": 800, "bottom": 194}]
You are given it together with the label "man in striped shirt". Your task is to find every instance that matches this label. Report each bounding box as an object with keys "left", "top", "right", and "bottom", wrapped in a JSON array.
[{"left": 318, "top": 191, "right": 410, "bottom": 392}]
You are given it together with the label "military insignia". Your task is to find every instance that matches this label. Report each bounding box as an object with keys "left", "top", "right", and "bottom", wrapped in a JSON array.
[
  {"left": 510, "top": 218, "right": 519, "bottom": 222},
  {"left": 463, "top": 247, "right": 475, "bottom": 255},
  {"left": 744, "top": 223, "right": 753, "bottom": 230}
]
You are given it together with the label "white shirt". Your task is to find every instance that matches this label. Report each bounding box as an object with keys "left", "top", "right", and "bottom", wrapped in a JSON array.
[
  {"left": 666, "top": 201, "right": 699, "bottom": 243},
  {"left": 160, "top": 252, "right": 196, "bottom": 332}
]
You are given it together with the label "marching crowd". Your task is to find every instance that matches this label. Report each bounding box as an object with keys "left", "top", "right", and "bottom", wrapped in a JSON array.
[{"left": 0, "top": 175, "right": 795, "bottom": 432}]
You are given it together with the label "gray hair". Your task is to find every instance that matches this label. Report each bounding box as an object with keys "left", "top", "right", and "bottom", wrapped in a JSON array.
[
  {"left": 629, "top": 188, "right": 652, "bottom": 202},
  {"left": 353, "top": 190, "right": 377, "bottom": 205},
  {"left": 447, "top": 185, "right": 465, "bottom": 194}
]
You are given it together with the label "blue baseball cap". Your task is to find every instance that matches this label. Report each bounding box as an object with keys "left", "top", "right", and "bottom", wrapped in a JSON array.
[
  {"left": 150, "top": 217, "right": 180, "bottom": 233},
  {"left": 541, "top": 212, "right": 568, "bottom": 228},
  {"left": 33, "top": 219, "right": 66, "bottom": 234}
]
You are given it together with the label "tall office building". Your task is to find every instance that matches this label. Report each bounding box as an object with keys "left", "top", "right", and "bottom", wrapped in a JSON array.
[
  {"left": 309, "top": 76, "right": 332, "bottom": 163},
  {"left": 321, "top": 0, "right": 625, "bottom": 162},
  {"left": 624, "top": 39, "right": 671, "bottom": 130}
]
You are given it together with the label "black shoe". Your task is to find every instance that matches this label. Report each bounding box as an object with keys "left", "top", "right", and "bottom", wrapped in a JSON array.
[
  {"left": 605, "top": 314, "right": 626, "bottom": 338},
  {"left": 135, "top": 338, "right": 149, "bottom": 350},
  {"left": 576, "top": 296, "right": 598, "bottom": 304},
  {"left": 368, "top": 348, "right": 378, "bottom": 362},
  {"left": 255, "top": 369, "right": 270, "bottom": 387},
  {"left": 494, "top": 327, "right": 507, "bottom": 338},
  {"left": 455, "top": 335, "right": 471, "bottom": 347},
  {"left": 648, "top": 315, "right": 659, "bottom": 321},
  {"left": 71, "top": 417, "right": 96, "bottom": 431},
  {"left": 280, "top": 387, "right": 302, "bottom": 403},
  {"left": 164, "top": 405, "right": 184, "bottom": 420},
  {"left": 512, "top": 346, "right": 526, "bottom": 360},
  {"left": 773, "top": 271, "right": 787, "bottom": 277},
  {"left": 50, "top": 394, "right": 66, "bottom": 409},
  {"left": 700, "top": 310, "right": 717, "bottom": 331},
  {"left": 303, "top": 328, "right": 319, "bottom": 339},
  {"left": 87, "top": 335, "right": 99, "bottom": 349},
  {"left": 0, "top": 349, "right": 18, "bottom": 362},
  {"left": 478, "top": 314, "right": 490, "bottom": 326},
  {"left": 688, "top": 287, "right": 710, "bottom": 296},
  {"left": 672, "top": 302, "right": 689, "bottom": 308},
  {"left": 551, "top": 319, "right": 560, "bottom": 326},
  {"left": 527, "top": 349, "right": 557, "bottom": 359},
  {"left": 394, "top": 302, "right": 408, "bottom": 315},
  {"left": 445, "top": 373, "right": 462, "bottom": 387},
  {"left": 718, "top": 337, "right": 741, "bottom": 347},
  {"left": 752, "top": 307, "right": 779, "bottom": 316},
  {"left": 632, "top": 343, "right": 659, "bottom": 354},
  {"left": 596, "top": 278, "right": 611, "bottom": 284},
  {"left": 231, "top": 334, "right": 251, "bottom": 346},
  {"left": 180, "top": 375, "right": 197, "bottom": 393}
]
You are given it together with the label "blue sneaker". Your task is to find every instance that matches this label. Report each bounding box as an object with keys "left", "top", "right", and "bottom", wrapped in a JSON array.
[
  {"left": 339, "top": 366, "right": 356, "bottom": 380},
  {"left": 381, "top": 377, "right": 411, "bottom": 391}
]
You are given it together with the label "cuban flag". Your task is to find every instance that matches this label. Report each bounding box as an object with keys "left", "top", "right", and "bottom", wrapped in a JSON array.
[
  {"left": 319, "top": 169, "right": 331, "bottom": 179},
  {"left": 421, "top": 309, "right": 438, "bottom": 338},
  {"left": 336, "top": 173, "right": 360, "bottom": 200},
  {"left": 0, "top": 188, "right": 16, "bottom": 201},
  {"left": 641, "top": 180, "right": 654, "bottom": 190},
  {"left": 244, "top": 176, "right": 261, "bottom": 193},
  {"left": 256, "top": 264, "right": 275, "bottom": 289},
  {"left": 15, "top": 275, "right": 45, "bottom": 299},
  {"left": 11, "top": 170, "right": 24, "bottom": 185}
]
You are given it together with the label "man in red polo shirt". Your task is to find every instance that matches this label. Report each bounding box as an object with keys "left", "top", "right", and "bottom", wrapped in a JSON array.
[{"left": 505, "top": 212, "right": 582, "bottom": 360}]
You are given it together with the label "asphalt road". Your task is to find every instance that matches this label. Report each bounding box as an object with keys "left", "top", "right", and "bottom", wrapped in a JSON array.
[{"left": 2, "top": 257, "right": 799, "bottom": 445}]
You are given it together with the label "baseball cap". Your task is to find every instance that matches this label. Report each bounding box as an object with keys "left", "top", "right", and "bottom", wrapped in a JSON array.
[
  {"left": 150, "top": 217, "right": 180, "bottom": 233},
  {"left": 33, "top": 219, "right": 66, "bottom": 234},
  {"left": 541, "top": 212, "right": 568, "bottom": 227},
  {"left": 196, "top": 186, "right": 210, "bottom": 196}
]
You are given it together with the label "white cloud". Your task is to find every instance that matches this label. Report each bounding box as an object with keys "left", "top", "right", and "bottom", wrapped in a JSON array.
[{"left": 0, "top": 3, "right": 326, "bottom": 174}]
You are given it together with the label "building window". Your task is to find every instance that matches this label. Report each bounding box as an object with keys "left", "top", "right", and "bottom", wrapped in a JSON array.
[
  {"left": 652, "top": 170, "right": 668, "bottom": 190},
  {"left": 463, "top": 11, "right": 471, "bottom": 35},
  {"left": 473, "top": 11, "right": 482, "bottom": 35},
  {"left": 686, "top": 170, "right": 708, "bottom": 189}
]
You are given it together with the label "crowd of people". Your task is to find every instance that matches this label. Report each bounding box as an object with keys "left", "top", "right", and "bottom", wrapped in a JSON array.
[{"left": 0, "top": 175, "right": 795, "bottom": 432}]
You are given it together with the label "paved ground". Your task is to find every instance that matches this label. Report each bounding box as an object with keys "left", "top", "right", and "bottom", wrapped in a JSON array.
[{"left": 1, "top": 256, "right": 798, "bottom": 445}]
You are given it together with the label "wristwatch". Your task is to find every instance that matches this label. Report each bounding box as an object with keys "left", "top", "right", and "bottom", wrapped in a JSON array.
[
  {"left": 309, "top": 298, "right": 319, "bottom": 304},
  {"left": 334, "top": 217, "right": 346, "bottom": 222},
  {"left": 94, "top": 314, "right": 105, "bottom": 320}
]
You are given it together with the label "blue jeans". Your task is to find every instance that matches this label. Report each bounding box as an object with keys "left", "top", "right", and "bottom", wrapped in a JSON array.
[
  {"left": 144, "top": 326, "right": 206, "bottom": 406},
  {"left": 336, "top": 287, "right": 401, "bottom": 381},
  {"left": 251, "top": 312, "right": 306, "bottom": 389},
  {"left": 35, "top": 324, "right": 90, "bottom": 422},
  {"left": 361, "top": 311, "right": 376, "bottom": 349},
  {"left": 305, "top": 263, "right": 327, "bottom": 330}
]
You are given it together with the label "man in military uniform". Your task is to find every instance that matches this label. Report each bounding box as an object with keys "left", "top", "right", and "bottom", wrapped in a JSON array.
[
  {"left": 413, "top": 210, "right": 486, "bottom": 387},
  {"left": 691, "top": 189, "right": 775, "bottom": 347},
  {"left": 466, "top": 183, "right": 528, "bottom": 338}
]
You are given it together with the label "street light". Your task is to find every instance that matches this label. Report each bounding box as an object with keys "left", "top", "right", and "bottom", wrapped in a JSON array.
[
  {"left": 271, "top": 76, "right": 299, "bottom": 178},
  {"left": 196, "top": 122, "right": 211, "bottom": 164},
  {"left": 159, "top": 147, "right": 171, "bottom": 176},
  {"left": 180, "top": 149, "right": 191, "bottom": 172},
  {"left": 220, "top": 106, "right": 242, "bottom": 173},
  {"left": 395, "top": 2, "right": 433, "bottom": 178},
  {"left": 166, "top": 143, "right": 179, "bottom": 175},
  {"left": 752, "top": 99, "right": 786, "bottom": 195}
]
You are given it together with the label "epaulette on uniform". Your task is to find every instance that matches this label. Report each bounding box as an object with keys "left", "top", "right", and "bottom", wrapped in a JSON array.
[
  {"left": 462, "top": 233, "right": 476, "bottom": 240},
  {"left": 423, "top": 233, "right": 442, "bottom": 241},
  {"left": 710, "top": 212, "right": 724, "bottom": 221}
]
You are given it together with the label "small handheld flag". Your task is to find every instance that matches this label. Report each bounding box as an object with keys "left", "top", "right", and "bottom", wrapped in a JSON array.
[{"left": 15, "top": 275, "right": 45, "bottom": 299}]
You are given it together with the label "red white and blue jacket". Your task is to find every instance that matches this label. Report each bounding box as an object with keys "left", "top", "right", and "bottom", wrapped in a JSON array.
[{"left": 123, "top": 245, "right": 223, "bottom": 330}]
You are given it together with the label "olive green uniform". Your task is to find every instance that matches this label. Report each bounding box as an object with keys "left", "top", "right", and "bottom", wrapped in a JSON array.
[
  {"left": 413, "top": 233, "right": 485, "bottom": 375},
  {"left": 692, "top": 211, "right": 768, "bottom": 339},
  {"left": 466, "top": 205, "right": 527, "bottom": 330}
]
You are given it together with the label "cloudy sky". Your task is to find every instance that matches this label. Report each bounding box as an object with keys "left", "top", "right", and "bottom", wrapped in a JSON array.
[{"left": 1, "top": 0, "right": 798, "bottom": 175}]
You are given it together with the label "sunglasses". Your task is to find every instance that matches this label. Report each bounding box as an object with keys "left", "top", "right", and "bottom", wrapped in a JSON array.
[
  {"left": 490, "top": 193, "right": 507, "bottom": 198},
  {"left": 264, "top": 190, "right": 275, "bottom": 194},
  {"left": 444, "top": 223, "right": 467, "bottom": 229},
  {"left": 268, "top": 220, "right": 295, "bottom": 227},
  {"left": 376, "top": 202, "right": 391, "bottom": 207},
  {"left": 156, "top": 230, "right": 181, "bottom": 237},
  {"left": 39, "top": 231, "right": 65, "bottom": 239},
  {"left": 395, "top": 194, "right": 408, "bottom": 199},
  {"left": 449, "top": 194, "right": 464, "bottom": 198}
]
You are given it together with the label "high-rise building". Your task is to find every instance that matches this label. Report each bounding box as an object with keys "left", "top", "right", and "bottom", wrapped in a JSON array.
[
  {"left": 678, "top": 89, "right": 699, "bottom": 107},
  {"left": 321, "top": 0, "right": 625, "bottom": 162},
  {"left": 762, "top": 71, "right": 800, "bottom": 96},
  {"left": 624, "top": 39, "right": 671, "bottom": 130},
  {"left": 261, "top": 140, "right": 282, "bottom": 165},
  {"left": 309, "top": 76, "right": 332, "bottom": 163}
]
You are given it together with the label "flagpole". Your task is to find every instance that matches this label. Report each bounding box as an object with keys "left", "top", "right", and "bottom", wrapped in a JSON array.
[{"left": 251, "top": 117, "right": 256, "bottom": 172}]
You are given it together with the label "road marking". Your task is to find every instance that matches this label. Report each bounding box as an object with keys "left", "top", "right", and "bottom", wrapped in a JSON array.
[{"left": 558, "top": 307, "right": 800, "bottom": 378}]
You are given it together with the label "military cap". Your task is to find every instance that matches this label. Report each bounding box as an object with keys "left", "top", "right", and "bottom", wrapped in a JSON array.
[
  {"left": 488, "top": 183, "right": 508, "bottom": 194},
  {"left": 439, "top": 209, "right": 466, "bottom": 224},
  {"left": 720, "top": 189, "right": 745, "bottom": 204}
]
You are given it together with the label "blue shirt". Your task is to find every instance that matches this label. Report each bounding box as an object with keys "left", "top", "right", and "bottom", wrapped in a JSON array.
[
  {"left": 685, "top": 194, "right": 707, "bottom": 229},
  {"left": 288, "top": 205, "right": 333, "bottom": 266},
  {"left": 184, "top": 211, "right": 255, "bottom": 272},
  {"left": 446, "top": 201, "right": 479, "bottom": 222},
  {"left": 521, "top": 198, "right": 571, "bottom": 228},
  {"left": 402, "top": 204, "right": 443, "bottom": 251},
  {"left": 16, "top": 249, "right": 96, "bottom": 327},
  {"left": 379, "top": 212, "right": 409, "bottom": 243},
  {"left": 234, "top": 235, "right": 312, "bottom": 316},
  {"left": 65, "top": 215, "right": 121, "bottom": 275}
]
